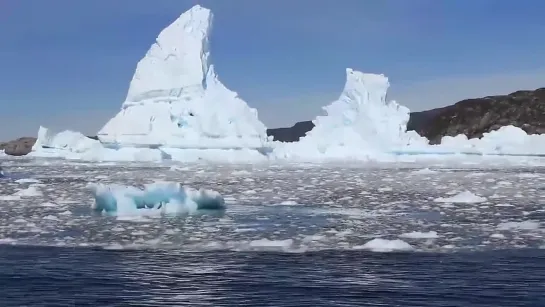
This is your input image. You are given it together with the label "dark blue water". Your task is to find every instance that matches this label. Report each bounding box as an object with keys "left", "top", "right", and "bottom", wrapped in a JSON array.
[{"left": 1, "top": 246, "right": 544, "bottom": 306}]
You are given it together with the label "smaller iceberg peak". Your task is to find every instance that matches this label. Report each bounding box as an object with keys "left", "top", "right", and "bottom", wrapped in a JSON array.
[
  {"left": 273, "top": 68, "right": 420, "bottom": 160},
  {"left": 342, "top": 68, "right": 389, "bottom": 108}
]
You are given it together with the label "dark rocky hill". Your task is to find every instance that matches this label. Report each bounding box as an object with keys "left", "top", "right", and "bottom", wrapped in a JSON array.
[
  {"left": 411, "top": 88, "right": 545, "bottom": 144},
  {"left": 267, "top": 87, "right": 545, "bottom": 144}
]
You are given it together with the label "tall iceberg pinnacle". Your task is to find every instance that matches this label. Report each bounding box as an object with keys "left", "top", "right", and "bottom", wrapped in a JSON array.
[{"left": 98, "top": 5, "right": 268, "bottom": 149}]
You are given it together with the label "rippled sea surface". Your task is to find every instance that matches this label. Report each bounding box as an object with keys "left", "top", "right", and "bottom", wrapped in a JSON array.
[
  {"left": 1, "top": 156, "right": 545, "bottom": 306},
  {"left": 2, "top": 247, "right": 545, "bottom": 306}
]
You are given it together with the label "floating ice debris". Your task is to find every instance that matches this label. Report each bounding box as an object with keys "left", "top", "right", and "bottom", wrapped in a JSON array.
[
  {"left": 88, "top": 181, "right": 225, "bottom": 216},
  {"left": 14, "top": 178, "right": 42, "bottom": 184},
  {"left": 12, "top": 186, "right": 43, "bottom": 197},
  {"left": 497, "top": 221, "right": 540, "bottom": 231},
  {"left": 410, "top": 168, "right": 438, "bottom": 175},
  {"left": 354, "top": 238, "right": 414, "bottom": 252},
  {"left": 434, "top": 191, "right": 487, "bottom": 203},
  {"left": 399, "top": 231, "right": 439, "bottom": 239}
]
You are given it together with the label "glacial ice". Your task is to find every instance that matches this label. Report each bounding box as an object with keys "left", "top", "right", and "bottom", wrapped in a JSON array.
[
  {"left": 272, "top": 69, "right": 429, "bottom": 160},
  {"left": 97, "top": 5, "right": 269, "bottom": 150},
  {"left": 27, "top": 4, "right": 545, "bottom": 162},
  {"left": 31, "top": 126, "right": 103, "bottom": 154},
  {"left": 88, "top": 182, "right": 225, "bottom": 217},
  {"left": 434, "top": 125, "right": 545, "bottom": 155}
]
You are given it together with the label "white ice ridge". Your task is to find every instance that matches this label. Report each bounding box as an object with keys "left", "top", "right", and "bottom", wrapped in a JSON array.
[
  {"left": 98, "top": 5, "right": 269, "bottom": 149},
  {"left": 273, "top": 68, "right": 428, "bottom": 160}
]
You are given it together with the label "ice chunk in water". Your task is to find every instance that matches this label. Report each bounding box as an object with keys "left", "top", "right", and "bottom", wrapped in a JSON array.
[{"left": 87, "top": 182, "right": 225, "bottom": 216}]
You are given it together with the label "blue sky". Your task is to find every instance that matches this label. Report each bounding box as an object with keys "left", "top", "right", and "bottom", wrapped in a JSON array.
[{"left": 2, "top": 0, "right": 545, "bottom": 140}]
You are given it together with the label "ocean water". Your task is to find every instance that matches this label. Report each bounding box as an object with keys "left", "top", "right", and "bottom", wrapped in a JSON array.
[
  {"left": 1, "top": 156, "right": 545, "bottom": 306},
  {"left": 1, "top": 247, "right": 544, "bottom": 306}
]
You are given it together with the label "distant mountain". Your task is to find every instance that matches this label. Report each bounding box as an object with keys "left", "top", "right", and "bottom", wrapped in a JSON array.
[{"left": 267, "top": 87, "right": 545, "bottom": 144}]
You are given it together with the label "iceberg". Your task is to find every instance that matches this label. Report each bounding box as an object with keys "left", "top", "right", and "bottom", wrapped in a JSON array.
[
  {"left": 29, "top": 126, "right": 171, "bottom": 162},
  {"left": 24, "top": 5, "right": 545, "bottom": 162},
  {"left": 29, "top": 5, "right": 271, "bottom": 162},
  {"left": 273, "top": 68, "right": 545, "bottom": 160},
  {"left": 88, "top": 182, "right": 225, "bottom": 216},
  {"left": 97, "top": 5, "right": 269, "bottom": 150},
  {"left": 30, "top": 126, "right": 103, "bottom": 155},
  {"left": 273, "top": 69, "right": 428, "bottom": 160}
]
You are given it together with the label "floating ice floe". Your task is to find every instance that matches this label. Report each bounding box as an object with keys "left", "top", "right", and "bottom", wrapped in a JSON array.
[
  {"left": 399, "top": 231, "right": 439, "bottom": 239},
  {"left": 353, "top": 238, "right": 414, "bottom": 252},
  {"left": 88, "top": 181, "right": 225, "bottom": 217},
  {"left": 434, "top": 191, "right": 487, "bottom": 203}
]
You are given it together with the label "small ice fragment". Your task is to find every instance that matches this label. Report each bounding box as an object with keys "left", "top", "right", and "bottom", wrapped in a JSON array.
[
  {"left": 490, "top": 233, "right": 506, "bottom": 239},
  {"left": 13, "top": 186, "right": 43, "bottom": 197},
  {"left": 399, "top": 231, "right": 438, "bottom": 239},
  {"left": 434, "top": 191, "right": 486, "bottom": 203},
  {"left": 411, "top": 168, "right": 437, "bottom": 175},
  {"left": 249, "top": 238, "right": 293, "bottom": 249},
  {"left": 497, "top": 221, "right": 540, "bottom": 231},
  {"left": 279, "top": 200, "right": 298, "bottom": 206},
  {"left": 354, "top": 238, "right": 413, "bottom": 252},
  {"left": 15, "top": 178, "right": 41, "bottom": 184}
]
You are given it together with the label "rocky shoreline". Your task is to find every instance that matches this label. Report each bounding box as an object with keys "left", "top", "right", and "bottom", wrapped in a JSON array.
[{"left": 2, "top": 87, "right": 544, "bottom": 156}]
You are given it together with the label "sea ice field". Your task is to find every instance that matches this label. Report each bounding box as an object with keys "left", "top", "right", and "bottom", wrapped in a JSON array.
[{"left": 1, "top": 156, "right": 544, "bottom": 253}]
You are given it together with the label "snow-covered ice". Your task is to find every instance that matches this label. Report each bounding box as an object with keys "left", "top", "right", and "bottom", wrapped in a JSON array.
[{"left": 0, "top": 156, "right": 544, "bottom": 252}]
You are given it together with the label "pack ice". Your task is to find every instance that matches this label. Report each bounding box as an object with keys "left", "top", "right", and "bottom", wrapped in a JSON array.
[{"left": 88, "top": 182, "right": 225, "bottom": 217}]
